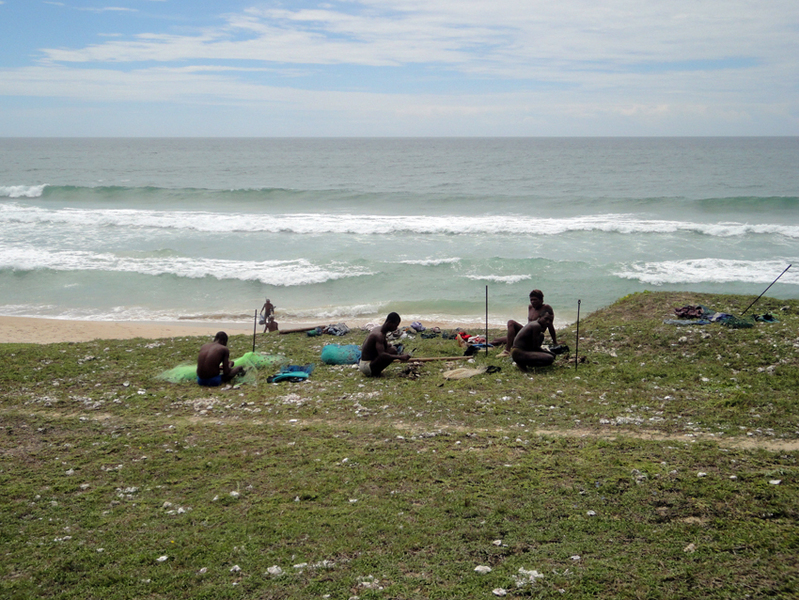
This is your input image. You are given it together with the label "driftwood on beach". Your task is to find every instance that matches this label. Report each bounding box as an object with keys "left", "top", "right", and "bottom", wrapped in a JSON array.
[{"left": 278, "top": 325, "right": 328, "bottom": 334}]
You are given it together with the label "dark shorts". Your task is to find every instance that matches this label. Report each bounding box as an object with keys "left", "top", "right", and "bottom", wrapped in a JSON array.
[
  {"left": 511, "top": 348, "right": 554, "bottom": 368},
  {"left": 197, "top": 375, "right": 223, "bottom": 387}
]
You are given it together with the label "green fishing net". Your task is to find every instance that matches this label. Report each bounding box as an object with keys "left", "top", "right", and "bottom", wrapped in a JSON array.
[
  {"left": 156, "top": 363, "right": 198, "bottom": 383},
  {"left": 234, "top": 351, "right": 288, "bottom": 371},
  {"left": 157, "top": 352, "right": 288, "bottom": 384},
  {"left": 719, "top": 315, "right": 755, "bottom": 329}
]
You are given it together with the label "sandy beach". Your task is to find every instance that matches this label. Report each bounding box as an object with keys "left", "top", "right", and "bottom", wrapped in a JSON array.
[
  {"left": 0, "top": 316, "right": 256, "bottom": 344},
  {"left": 0, "top": 316, "right": 473, "bottom": 344}
]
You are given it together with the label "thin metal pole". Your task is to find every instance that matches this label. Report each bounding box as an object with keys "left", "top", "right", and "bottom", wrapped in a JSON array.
[
  {"left": 485, "top": 285, "right": 489, "bottom": 357},
  {"left": 252, "top": 309, "right": 257, "bottom": 352},
  {"left": 741, "top": 264, "right": 791, "bottom": 316},
  {"left": 575, "top": 299, "right": 581, "bottom": 370}
]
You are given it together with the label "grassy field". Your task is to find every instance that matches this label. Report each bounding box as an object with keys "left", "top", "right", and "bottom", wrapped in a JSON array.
[{"left": 1, "top": 291, "right": 797, "bottom": 599}]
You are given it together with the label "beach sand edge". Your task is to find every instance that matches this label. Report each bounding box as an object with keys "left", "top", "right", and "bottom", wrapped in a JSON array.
[{"left": 0, "top": 316, "right": 256, "bottom": 344}]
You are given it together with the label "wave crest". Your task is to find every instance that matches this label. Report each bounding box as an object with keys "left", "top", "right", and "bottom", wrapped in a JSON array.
[
  {"left": 0, "top": 245, "right": 373, "bottom": 287},
  {"left": 615, "top": 259, "right": 798, "bottom": 286},
  {"left": 464, "top": 274, "right": 532, "bottom": 284},
  {"left": 3, "top": 203, "right": 799, "bottom": 238},
  {"left": 0, "top": 185, "right": 47, "bottom": 198}
]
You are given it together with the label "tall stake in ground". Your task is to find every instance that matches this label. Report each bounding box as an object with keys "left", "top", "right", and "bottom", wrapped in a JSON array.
[
  {"left": 575, "top": 299, "right": 581, "bottom": 370},
  {"left": 252, "top": 309, "right": 257, "bottom": 352},
  {"left": 740, "top": 264, "right": 791, "bottom": 316}
]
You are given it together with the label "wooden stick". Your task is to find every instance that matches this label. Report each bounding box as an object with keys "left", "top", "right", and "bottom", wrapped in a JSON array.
[
  {"left": 252, "top": 309, "right": 257, "bottom": 352},
  {"left": 485, "top": 285, "right": 489, "bottom": 358},
  {"left": 278, "top": 325, "right": 327, "bottom": 334},
  {"left": 575, "top": 299, "right": 581, "bottom": 370},
  {"left": 409, "top": 356, "right": 470, "bottom": 362},
  {"left": 740, "top": 264, "right": 791, "bottom": 316}
]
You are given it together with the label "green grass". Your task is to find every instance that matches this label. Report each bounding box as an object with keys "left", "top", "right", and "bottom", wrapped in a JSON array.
[{"left": 1, "top": 291, "right": 797, "bottom": 599}]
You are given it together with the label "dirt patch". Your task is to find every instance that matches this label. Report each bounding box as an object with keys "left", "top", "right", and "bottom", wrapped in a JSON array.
[
  {"left": 391, "top": 421, "right": 799, "bottom": 452},
  {"left": 11, "top": 407, "right": 799, "bottom": 452}
]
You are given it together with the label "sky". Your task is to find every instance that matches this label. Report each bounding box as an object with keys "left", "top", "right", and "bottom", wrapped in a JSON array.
[{"left": 0, "top": 0, "right": 798, "bottom": 137}]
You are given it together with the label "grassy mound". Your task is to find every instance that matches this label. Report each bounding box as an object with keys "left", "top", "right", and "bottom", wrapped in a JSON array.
[{"left": 1, "top": 292, "right": 796, "bottom": 599}]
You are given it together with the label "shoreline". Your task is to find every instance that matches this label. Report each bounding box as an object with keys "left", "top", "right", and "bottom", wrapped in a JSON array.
[{"left": 0, "top": 315, "right": 484, "bottom": 344}]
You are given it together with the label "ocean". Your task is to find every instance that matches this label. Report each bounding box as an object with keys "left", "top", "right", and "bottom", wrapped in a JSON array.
[{"left": 1, "top": 137, "right": 798, "bottom": 329}]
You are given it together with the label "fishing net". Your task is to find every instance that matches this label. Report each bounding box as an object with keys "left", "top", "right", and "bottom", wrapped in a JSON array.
[
  {"left": 156, "top": 352, "right": 288, "bottom": 384},
  {"left": 234, "top": 352, "right": 288, "bottom": 371},
  {"left": 157, "top": 363, "right": 198, "bottom": 384},
  {"left": 321, "top": 344, "right": 362, "bottom": 365},
  {"left": 719, "top": 315, "right": 754, "bottom": 329}
]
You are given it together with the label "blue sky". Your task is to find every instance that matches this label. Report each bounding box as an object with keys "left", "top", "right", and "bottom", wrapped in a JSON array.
[{"left": 1, "top": 0, "right": 797, "bottom": 136}]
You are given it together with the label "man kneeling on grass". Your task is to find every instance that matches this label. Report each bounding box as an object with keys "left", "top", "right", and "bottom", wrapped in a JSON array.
[
  {"left": 359, "top": 312, "right": 412, "bottom": 377},
  {"left": 511, "top": 309, "right": 556, "bottom": 370},
  {"left": 196, "top": 331, "right": 245, "bottom": 386}
]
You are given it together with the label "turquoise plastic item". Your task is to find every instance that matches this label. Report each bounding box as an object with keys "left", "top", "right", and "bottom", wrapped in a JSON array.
[
  {"left": 269, "top": 371, "right": 310, "bottom": 383},
  {"left": 321, "top": 344, "right": 362, "bottom": 365}
]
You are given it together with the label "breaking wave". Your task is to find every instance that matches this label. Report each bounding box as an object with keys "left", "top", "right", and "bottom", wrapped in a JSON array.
[
  {"left": 0, "top": 244, "right": 373, "bottom": 287},
  {"left": 615, "top": 259, "right": 798, "bottom": 286},
  {"left": 3, "top": 202, "right": 798, "bottom": 238}
]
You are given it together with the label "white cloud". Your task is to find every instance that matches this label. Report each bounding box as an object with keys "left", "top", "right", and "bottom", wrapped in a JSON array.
[
  {"left": 0, "top": 63, "right": 791, "bottom": 126},
  {"left": 36, "top": 1, "right": 798, "bottom": 73},
  {"left": 2, "top": 0, "right": 798, "bottom": 135}
]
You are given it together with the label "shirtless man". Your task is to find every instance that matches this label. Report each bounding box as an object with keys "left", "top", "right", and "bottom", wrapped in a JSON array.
[
  {"left": 260, "top": 298, "right": 277, "bottom": 333},
  {"left": 494, "top": 289, "right": 558, "bottom": 357},
  {"left": 510, "top": 309, "right": 556, "bottom": 369},
  {"left": 196, "top": 331, "right": 245, "bottom": 386},
  {"left": 359, "top": 312, "right": 412, "bottom": 377}
]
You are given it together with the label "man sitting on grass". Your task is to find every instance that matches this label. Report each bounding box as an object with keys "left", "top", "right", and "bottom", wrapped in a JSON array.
[
  {"left": 493, "top": 289, "right": 558, "bottom": 357},
  {"left": 196, "top": 331, "right": 245, "bottom": 386},
  {"left": 510, "top": 309, "right": 556, "bottom": 369},
  {"left": 359, "top": 312, "right": 412, "bottom": 377}
]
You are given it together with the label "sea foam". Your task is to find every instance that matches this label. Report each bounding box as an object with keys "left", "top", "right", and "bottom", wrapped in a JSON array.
[
  {"left": 464, "top": 274, "right": 532, "bottom": 284},
  {"left": 0, "top": 244, "right": 373, "bottom": 287},
  {"left": 0, "top": 185, "right": 47, "bottom": 198},
  {"left": 615, "top": 259, "right": 798, "bottom": 286},
  {"left": 3, "top": 203, "right": 799, "bottom": 238}
]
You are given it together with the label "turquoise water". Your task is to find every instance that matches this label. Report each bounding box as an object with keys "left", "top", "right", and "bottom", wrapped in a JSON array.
[{"left": 1, "top": 137, "right": 797, "bottom": 327}]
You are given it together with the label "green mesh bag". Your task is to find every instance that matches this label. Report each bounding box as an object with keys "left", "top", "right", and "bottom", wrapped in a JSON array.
[
  {"left": 156, "top": 363, "right": 198, "bottom": 384},
  {"left": 720, "top": 315, "right": 754, "bottom": 329},
  {"left": 157, "top": 353, "right": 288, "bottom": 384},
  {"left": 233, "top": 352, "right": 288, "bottom": 371}
]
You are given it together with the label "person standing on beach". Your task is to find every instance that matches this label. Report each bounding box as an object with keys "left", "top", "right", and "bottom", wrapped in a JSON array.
[
  {"left": 260, "top": 298, "right": 277, "bottom": 333},
  {"left": 493, "top": 289, "right": 558, "bottom": 357},
  {"left": 510, "top": 309, "right": 556, "bottom": 369},
  {"left": 359, "top": 312, "right": 412, "bottom": 377},
  {"left": 196, "top": 331, "right": 244, "bottom": 386}
]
